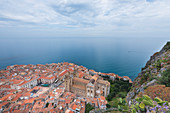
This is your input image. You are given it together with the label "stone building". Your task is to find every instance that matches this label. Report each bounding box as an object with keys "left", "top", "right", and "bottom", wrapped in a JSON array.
[{"left": 64, "top": 72, "right": 110, "bottom": 98}]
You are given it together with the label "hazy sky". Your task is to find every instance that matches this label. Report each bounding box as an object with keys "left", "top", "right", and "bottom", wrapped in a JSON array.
[{"left": 0, "top": 0, "right": 170, "bottom": 38}]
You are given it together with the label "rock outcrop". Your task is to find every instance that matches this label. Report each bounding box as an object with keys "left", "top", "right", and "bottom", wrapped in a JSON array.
[{"left": 126, "top": 42, "right": 170, "bottom": 105}]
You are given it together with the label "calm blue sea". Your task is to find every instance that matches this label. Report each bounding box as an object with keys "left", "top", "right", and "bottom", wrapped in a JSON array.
[{"left": 0, "top": 37, "right": 169, "bottom": 80}]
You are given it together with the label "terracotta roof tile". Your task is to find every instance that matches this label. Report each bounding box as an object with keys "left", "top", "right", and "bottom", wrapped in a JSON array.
[{"left": 73, "top": 77, "right": 89, "bottom": 84}]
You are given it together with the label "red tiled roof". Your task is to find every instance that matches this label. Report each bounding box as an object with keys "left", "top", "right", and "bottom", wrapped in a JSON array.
[
  {"left": 41, "top": 76, "right": 55, "bottom": 80},
  {"left": 0, "top": 85, "right": 11, "bottom": 89},
  {"left": 0, "top": 102, "right": 8, "bottom": 108},
  {"left": 23, "top": 98, "right": 35, "bottom": 104},
  {"left": 72, "top": 104, "right": 77, "bottom": 110},
  {"left": 59, "top": 70, "right": 68, "bottom": 77},
  {"left": 18, "top": 81, "right": 28, "bottom": 86},
  {"left": 0, "top": 93, "right": 13, "bottom": 101},
  {"left": 73, "top": 77, "right": 89, "bottom": 84},
  {"left": 11, "top": 93, "right": 22, "bottom": 101},
  {"left": 100, "top": 96, "right": 105, "bottom": 101},
  {"left": 69, "top": 111, "right": 74, "bottom": 113},
  {"left": 0, "top": 79, "right": 8, "bottom": 82},
  {"left": 9, "top": 80, "right": 23, "bottom": 84}
]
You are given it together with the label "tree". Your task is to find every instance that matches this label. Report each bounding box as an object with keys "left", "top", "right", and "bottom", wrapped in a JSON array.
[
  {"left": 85, "top": 103, "right": 94, "bottom": 113},
  {"left": 106, "top": 104, "right": 111, "bottom": 108},
  {"left": 106, "top": 77, "right": 132, "bottom": 102},
  {"left": 159, "top": 69, "right": 170, "bottom": 87},
  {"left": 45, "top": 102, "right": 49, "bottom": 108},
  {"left": 107, "top": 92, "right": 116, "bottom": 101}
]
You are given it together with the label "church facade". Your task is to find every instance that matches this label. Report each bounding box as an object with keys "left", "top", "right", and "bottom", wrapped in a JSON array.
[{"left": 64, "top": 72, "right": 110, "bottom": 98}]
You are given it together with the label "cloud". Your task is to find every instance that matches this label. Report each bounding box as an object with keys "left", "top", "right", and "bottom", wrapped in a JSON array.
[{"left": 0, "top": 0, "right": 170, "bottom": 37}]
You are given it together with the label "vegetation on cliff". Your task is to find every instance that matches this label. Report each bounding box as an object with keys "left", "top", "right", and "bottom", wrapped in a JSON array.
[
  {"left": 107, "top": 78, "right": 132, "bottom": 101},
  {"left": 96, "top": 42, "right": 170, "bottom": 113},
  {"left": 142, "top": 85, "right": 170, "bottom": 102},
  {"left": 128, "top": 95, "right": 169, "bottom": 113},
  {"left": 105, "top": 78, "right": 132, "bottom": 109},
  {"left": 115, "top": 42, "right": 170, "bottom": 113},
  {"left": 126, "top": 42, "right": 170, "bottom": 104},
  {"left": 158, "top": 69, "right": 170, "bottom": 87}
]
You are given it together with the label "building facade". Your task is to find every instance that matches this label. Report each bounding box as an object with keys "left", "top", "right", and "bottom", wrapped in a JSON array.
[{"left": 64, "top": 73, "right": 110, "bottom": 98}]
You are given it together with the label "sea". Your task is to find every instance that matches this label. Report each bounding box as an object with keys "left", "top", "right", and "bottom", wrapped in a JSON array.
[{"left": 0, "top": 37, "right": 169, "bottom": 81}]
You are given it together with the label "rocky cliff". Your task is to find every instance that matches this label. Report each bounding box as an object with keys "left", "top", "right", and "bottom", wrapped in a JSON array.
[{"left": 126, "top": 42, "right": 170, "bottom": 105}]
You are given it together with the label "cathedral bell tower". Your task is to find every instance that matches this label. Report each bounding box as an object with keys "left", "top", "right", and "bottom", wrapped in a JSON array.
[
  {"left": 73, "top": 66, "right": 79, "bottom": 77},
  {"left": 64, "top": 73, "right": 72, "bottom": 92}
]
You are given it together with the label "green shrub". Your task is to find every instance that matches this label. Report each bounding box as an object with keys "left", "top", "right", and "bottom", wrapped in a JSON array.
[
  {"left": 106, "top": 104, "right": 111, "bottom": 108},
  {"left": 155, "top": 60, "right": 161, "bottom": 71},
  {"left": 158, "top": 69, "right": 170, "bottom": 87},
  {"left": 45, "top": 102, "right": 49, "bottom": 108},
  {"left": 106, "top": 78, "right": 132, "bottom": 102},
  {"left": 85, "top": 103, "right": 94, "bottom": 113}
]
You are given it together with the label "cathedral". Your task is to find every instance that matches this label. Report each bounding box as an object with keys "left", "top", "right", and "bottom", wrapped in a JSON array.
[{"left": 64, "top": 70, "right": 110, "bottom": 98}]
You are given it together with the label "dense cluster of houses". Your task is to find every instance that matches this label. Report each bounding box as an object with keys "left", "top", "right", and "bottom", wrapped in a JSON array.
[{"left": 0, "top": 62, "right": 132, "bottom": 113}]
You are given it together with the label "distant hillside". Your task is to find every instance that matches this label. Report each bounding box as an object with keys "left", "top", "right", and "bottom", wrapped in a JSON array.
[{"left": 127, "top": 42, "right": 170, "bottom": 104}]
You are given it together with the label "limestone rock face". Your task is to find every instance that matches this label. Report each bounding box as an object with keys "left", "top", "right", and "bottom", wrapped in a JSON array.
[{"left": 126, "top": 42, "right": 170, "bottom": 104}]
